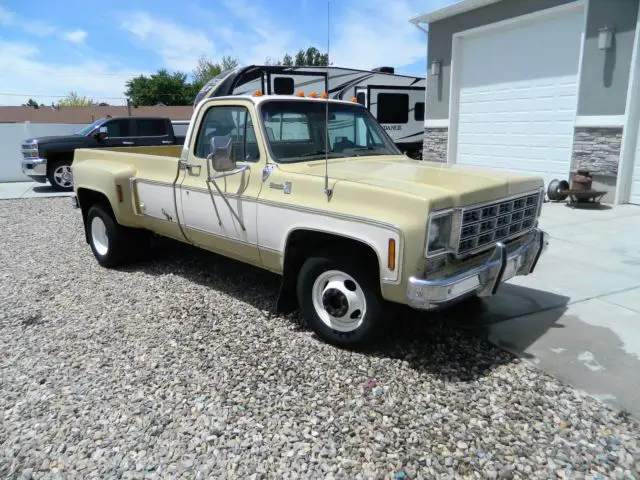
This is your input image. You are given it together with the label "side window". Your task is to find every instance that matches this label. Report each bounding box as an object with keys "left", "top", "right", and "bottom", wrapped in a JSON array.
[
  {"left": 414, "top": 102, "right": 425, "bottom": 121},
  {"left": 105, "top": 119, "right": 131, "bottom": 137},
  {"left": 377, "top": 93, "right": 409, "bottom": 124},
  {"left": 194, "top": 106, "right": 260, "bottom": 162},
  {"left": 274, "top": 77, "right": 294, "bottom": 95},
  {"left": 136, "top": 119, "right": 167, "bottom": 136},
  {"left": 263, "top": 112, "right": 311, "bottom": 141}
]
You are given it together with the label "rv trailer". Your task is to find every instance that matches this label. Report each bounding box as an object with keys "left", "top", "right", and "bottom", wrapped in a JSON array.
[{"left": 193, "top": 65, "right": 426, "bottom": 159}]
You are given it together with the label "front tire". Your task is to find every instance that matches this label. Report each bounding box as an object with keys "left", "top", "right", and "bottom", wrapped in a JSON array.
[
  {"left": 47, "top": 159, "right": 74, "bottom": 192},
  {"left": 86, "top": 205, "right": 136, "bottom": 267},
  {"left": 296, "top": 255, "right": 385, "bottom": 347}
]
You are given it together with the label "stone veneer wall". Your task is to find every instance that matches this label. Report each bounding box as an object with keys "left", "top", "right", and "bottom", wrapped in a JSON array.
[
  {"left": 422, "top": 127, "right": 448, "bottom": 162},
  {"left": 570, "top": 127, "right": 623, "bottom": 177}
]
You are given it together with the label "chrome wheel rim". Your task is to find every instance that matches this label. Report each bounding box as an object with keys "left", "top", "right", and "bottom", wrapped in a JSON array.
[
  {"left": 53, "top": 165, "right": 73, "bottom": 188},
  {"left": 91, "top": 216, "right": 109, "bottom": 256},
  {"left": 311, "top": 270, "right": 366, "bottom": 332}
]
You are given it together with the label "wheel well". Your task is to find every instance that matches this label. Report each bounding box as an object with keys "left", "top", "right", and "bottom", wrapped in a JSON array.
[
  {"left": 46, "top": 152, "right": 73, "bottom": 175},
  {"left": 277, "top": 229, "right": 381, "bottom": 314},
  {"left": 77, "top": 188, "right": 115, "bottom": 243}
]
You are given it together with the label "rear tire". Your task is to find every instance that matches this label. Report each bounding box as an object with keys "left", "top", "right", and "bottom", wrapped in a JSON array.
[
  {"left": 296, "top": 255, "right": 385, "bottom": 347},
  {"left": 47, "top": 159, "right": 74, "bottom": 192},
  {"left": 86, "top": 204, "right": 140, "bottom": 268}
]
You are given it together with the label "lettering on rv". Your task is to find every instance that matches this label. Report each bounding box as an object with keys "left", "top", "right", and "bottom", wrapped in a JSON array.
[{"left": 383, "top": 125, "right": 402, "bottom": 131}]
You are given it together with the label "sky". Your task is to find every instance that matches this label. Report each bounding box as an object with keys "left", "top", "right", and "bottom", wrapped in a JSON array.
[{"left": 0, "top": 0, "right": 453, "bottom": 106}]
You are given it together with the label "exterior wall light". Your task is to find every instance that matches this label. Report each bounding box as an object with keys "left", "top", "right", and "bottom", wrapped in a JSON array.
[
  {"left": 598, "top": 26, "right": 615, "bottom": 51},
  {"left": 430, "top": 59, "right": 441, "bottom": 76}
]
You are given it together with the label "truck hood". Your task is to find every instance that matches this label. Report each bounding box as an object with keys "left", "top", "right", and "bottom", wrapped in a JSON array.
[
  {"left": 24, "top": 134, "right": 89, "bottom": 145},
  {"left": 280, "top": 156, "right": 543, "bottom": 209}
]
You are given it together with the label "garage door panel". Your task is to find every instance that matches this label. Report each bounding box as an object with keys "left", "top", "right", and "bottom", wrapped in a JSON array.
[
  {"left": 631, "top": 127, "right": 640, "bottom": 204},
  {"left": 454, "top": 7, "right": 583, "bottom": 187}
]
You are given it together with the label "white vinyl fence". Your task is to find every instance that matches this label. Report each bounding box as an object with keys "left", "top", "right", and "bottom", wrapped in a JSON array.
[
  {"left": 0, "top": 123, "right": 88, "bottom": 182},
  {"left": 0, "top": 121, "right": 189, "bottom": 183}
]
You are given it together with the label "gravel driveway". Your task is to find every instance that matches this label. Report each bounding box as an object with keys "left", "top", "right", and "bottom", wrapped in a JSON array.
[{"left": 1, "top": 197, "right": 639, "bottom": 479}]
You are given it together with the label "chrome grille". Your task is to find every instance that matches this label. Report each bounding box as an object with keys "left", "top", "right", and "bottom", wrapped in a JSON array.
[{"left": 458, "top": 192, "right": 540, "bottom": 255}]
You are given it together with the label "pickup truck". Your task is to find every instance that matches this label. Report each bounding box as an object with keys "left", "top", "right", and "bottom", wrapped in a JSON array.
[
  {"left": 21, "top": 116, "right": 186, "bottom": 191},
  {"left": 70, "top": 93, "right": 549, "bottom": 347}
]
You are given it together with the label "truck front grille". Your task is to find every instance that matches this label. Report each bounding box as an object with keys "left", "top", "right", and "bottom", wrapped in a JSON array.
[{"left": 457, "top": 192, "right": 540, "bottom": 255}]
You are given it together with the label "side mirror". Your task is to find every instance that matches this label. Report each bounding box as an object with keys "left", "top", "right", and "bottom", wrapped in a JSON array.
[
  {"left": 207, "top": 136, "right": 236, "bottom": 172},
  {"left": 95, "top": 126, "right": 108, "bottom": 141}
]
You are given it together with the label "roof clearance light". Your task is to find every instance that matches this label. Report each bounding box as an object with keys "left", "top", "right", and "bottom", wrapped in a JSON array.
[
  {"left": 320, "top": 92, "right": 329, "bottom": 99},
  {"left": 253, "top": 90, "right": 263, "bottom": 97},
  {"left": 296, "top": 91, "right": 305, "bottom": 97},
  {"left": 308, "top": 91, "right": 318, "bottom": 98},
  {"left": 350, "top": 97, "right": 358, "bottom": 102}
]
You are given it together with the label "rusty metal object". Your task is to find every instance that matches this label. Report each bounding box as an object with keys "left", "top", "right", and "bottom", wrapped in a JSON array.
[{"left": 571, "top": 168, "right": 593, "bottom": 192}]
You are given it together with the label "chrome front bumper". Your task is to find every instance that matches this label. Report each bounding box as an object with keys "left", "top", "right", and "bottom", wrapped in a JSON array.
[
  {"left": 407, "top": 228, "right": 549, "bottom": 310},
  {"left": 21, "top": 157, "right": 48, "bottom": 182}
]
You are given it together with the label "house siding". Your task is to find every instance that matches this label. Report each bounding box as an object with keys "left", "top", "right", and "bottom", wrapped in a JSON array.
[{"left": 577, "top": 0, "right": 639, "bottom": 116}]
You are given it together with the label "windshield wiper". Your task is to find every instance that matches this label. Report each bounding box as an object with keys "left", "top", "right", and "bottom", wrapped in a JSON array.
[{"left": 297, "top": 150, "right": 345, "bottom": 158}]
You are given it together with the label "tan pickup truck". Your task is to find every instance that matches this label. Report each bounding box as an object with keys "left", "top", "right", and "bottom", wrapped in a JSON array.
[{"left": 71, "top": 93, "right": 549, "bottom": 347}]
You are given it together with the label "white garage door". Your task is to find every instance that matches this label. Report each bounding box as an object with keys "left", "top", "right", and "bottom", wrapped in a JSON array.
[
  {"left": 452, "top": 7, "right": 584, "bottom": 188},
  {"left": 631, "top": 127, "right": 640, "bottom": 204}
]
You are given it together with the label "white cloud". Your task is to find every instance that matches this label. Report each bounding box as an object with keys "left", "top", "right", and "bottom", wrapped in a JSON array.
[
  {"left": 330, "top": 0, "right": 428, "bottom": 71},
  {"left": 0, "top": 5, "right": 14, "bottom": 24},
  {"left": 120, "top": 12, "right": 215, "bottom": 72},
  {"left": 0, "top": 39, "right": 144, "bottom": 106},
  {"left": 64, "top": 29, "right": 87, "bottom": 45}
]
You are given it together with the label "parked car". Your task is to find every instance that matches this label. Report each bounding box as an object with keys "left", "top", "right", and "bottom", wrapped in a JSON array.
[
  {"left": 70, "top": 93, "right": 549, "bottom": 348},
  {"left": 21, "top": 116, "right": 186, "bottom": 191}
]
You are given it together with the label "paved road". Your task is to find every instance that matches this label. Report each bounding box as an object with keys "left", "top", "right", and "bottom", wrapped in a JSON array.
[{"left": 450, "top": 202, "right": 640, "bottom": 417}]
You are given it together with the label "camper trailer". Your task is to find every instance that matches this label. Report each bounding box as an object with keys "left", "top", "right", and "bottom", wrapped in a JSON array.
[{"left": 193, "top": 65, "right": 426, "bottom": 159}]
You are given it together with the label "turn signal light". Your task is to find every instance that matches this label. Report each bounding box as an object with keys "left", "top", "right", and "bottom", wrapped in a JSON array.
[{"left": 388, "top": 238, "right": 396, "bottom": 271}]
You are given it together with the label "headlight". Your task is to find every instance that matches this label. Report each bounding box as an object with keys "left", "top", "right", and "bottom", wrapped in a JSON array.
[{"left": 426, "top": 212, "right": 452, "bottom": 255}]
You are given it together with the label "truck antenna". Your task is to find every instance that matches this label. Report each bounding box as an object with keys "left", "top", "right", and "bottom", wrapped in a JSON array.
[{"left": 323, "top": 0, "right": 332, "bottom": 200}]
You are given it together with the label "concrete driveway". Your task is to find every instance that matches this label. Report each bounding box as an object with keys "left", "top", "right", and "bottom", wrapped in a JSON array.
[
  {"left": 0, "top": 181, "right": 72, "bottom": 200},
  {"left": 451, "top": 201, "right": 640, "bottom": 417}
]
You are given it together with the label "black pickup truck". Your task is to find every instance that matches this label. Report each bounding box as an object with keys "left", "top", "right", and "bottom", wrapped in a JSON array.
[{"left": 21, "top": 116, "right": 187, "bottom": 191}]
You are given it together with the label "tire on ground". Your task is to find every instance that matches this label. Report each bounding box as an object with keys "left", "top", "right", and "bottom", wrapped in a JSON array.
[
  {"left": 47, "top": 159, "right": 74, "bottom": 192},
  {"left": 296, "top": 254, "right": 386, "bottom": 347},
  {"left": 86, "top": 204, "right": 145, "bottom": 268}
]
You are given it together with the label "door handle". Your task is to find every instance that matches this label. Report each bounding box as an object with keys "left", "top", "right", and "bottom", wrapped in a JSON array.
[
  {"left": 162, "top": 140, "right": 172, "bottom": 144},
  {"left": 122, "top": 141, "right": 135, "bottom": 145}
]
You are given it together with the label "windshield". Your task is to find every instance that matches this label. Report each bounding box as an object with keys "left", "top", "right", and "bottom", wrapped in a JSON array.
[
  {"left": 259, "top": 100, "right": 401, "bottom": 163},
  {"left": 75, "top": 119, "right": 104, "bottom": 136}
]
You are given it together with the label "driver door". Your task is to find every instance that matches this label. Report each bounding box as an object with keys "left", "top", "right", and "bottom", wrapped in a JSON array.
[{"left": 178, "top": 100, "right": 265, "bottom": 264}]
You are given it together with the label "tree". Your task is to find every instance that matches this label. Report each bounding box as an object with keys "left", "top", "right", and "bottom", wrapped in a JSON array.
[
  {"left": 272, "top": 47, "right": 329, "bottom": 67},
  {"left": 125, "top": 69, "right": 194, "bottom": 106},
  {"left": 192, "top": 55, "right": 239, "bottom": 91},
  {"left": 23, "top": 98, "right": 40, "bottom": 109},
  {"left": 57, "top": 91, "right": 95, "bottom": 107}
]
